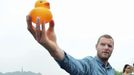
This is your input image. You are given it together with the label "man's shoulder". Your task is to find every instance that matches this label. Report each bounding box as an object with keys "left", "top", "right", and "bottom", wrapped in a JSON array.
[
  {"left": 83, "top": 56, "right": 96, "bottom": 60},
  {"left": 82, "top": 56, "right": 96, "bottom": 63}
]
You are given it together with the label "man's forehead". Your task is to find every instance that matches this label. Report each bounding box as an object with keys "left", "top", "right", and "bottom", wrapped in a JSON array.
[{"left": 99, "top": 37, "right": 114, "bottom": 44}]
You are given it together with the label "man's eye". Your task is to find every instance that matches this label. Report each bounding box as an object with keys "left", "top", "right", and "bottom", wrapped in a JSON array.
[
  {"left": 108, "top": 45, "right": 112, "bottom": 48},
  {"left": 101, "top": 43, "right": 105, "bottom": 46}
]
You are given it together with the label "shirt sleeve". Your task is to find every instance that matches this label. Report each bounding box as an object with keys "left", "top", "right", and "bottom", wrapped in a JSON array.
[{"left": 55, "top": 52, "right": 91, "bottom": 75}]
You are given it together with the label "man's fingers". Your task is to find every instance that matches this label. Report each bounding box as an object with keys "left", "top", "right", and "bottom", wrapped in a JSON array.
[
  {"left": 26, "top": 15, "right": 35, "bottom": 37},
  {"left": 48, "top": 19, "right": 54, "bottom": 31},
  {"left": 35, "top": 17, "right": 41, "bottom": 41},
  {"left": 26, "top": 15, "right": 32, "bottom": 29},
  {"left": 42, "top": 22, "right": 46, "bottom": 35}
]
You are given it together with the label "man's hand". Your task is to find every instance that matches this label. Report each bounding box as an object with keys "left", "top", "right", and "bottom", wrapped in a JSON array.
[{"left": 26, "top": 15, "right": 64, "bottom": 60}]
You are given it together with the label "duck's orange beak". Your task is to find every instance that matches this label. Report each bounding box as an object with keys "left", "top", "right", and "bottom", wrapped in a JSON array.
[{"left": 44, "top": 2, "right": 50, "bottom": 9}]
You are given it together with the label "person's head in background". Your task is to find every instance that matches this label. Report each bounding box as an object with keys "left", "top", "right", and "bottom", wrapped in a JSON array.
[{"left": 123, "top": 64, "right": 132, "bottom": 74}]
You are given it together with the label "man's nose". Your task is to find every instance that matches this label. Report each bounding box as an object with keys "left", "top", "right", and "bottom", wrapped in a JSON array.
[{"left": 104, "top": 45, "right": 109, "bottom": 49}]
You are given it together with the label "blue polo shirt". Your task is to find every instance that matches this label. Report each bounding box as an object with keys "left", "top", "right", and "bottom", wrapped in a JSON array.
[{"left": 56, "top": 52, "right": 115, "bottom": 75}]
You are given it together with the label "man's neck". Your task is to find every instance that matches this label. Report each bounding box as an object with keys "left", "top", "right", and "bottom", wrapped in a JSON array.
[
  {"left": 99, "top": 57, "right": 108, "bottom": 66},
  {"left": 97, "top": 56, "right": 109, "bottom": 67}
]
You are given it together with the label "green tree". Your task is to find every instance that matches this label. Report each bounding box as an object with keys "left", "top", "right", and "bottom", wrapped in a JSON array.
[{"left": 115, "top": 70, "right": 122, "bottom": 75}]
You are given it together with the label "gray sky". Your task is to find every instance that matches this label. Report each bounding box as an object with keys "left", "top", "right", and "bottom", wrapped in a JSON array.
[{"left": 0, "top": 0, "right": 134, "bottom": 75}]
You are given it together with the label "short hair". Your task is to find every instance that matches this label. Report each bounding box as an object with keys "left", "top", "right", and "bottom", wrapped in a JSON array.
[{"left": 96, "top": 34, "right": 114, "bottom": 45}]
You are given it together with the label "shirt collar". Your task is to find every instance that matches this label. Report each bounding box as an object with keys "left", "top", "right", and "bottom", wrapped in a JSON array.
[{"left": 95, "top": 56, "right": 112, "bottom": 69}]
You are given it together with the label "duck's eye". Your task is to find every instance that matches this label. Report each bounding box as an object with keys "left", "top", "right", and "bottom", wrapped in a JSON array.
[{"left": 40, "top": 0, "right": 43, "bottom": 3}]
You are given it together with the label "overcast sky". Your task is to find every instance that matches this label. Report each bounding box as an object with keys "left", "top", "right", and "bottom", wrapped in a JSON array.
[{"left": 0, "top": 0, "right": 134, "bottom": 75}]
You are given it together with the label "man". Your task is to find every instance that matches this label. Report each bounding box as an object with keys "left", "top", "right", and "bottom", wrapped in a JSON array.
[{"left": 26, "top": 16, "right": 115, "bottom": 75}]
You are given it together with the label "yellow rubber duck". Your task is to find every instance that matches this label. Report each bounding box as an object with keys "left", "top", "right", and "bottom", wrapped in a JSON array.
[{"left": 29, "top": 0, "right": 53, "bottom": 24}]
